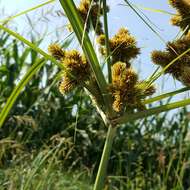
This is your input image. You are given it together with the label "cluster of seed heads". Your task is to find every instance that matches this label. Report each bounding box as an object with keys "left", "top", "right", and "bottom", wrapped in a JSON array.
[
  {"left": 75, "top": 0, "right": 108, "bottom": 35},
  {"left": 169, "top": 0, "right": 190, "bottom": 32},
  {"left": 97, "top": 28, "right": 155, "bottom": 113},
  {"left": 151, "top": 0, "right": 190, "bottom": 87},
  {"left": 49, "top": 0, "right": 156, "bottom": 114},
  {"left": 48, "top": 44, "right": 90, "bottom": 94}
]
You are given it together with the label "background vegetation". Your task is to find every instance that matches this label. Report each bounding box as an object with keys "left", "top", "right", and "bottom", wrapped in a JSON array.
[{"left": 0, "top": 1, "right": 190, "bottom": 190}]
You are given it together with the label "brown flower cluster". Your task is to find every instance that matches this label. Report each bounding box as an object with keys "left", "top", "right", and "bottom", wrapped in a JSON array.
[
  {"left": 169, "top": 0, "right": 190, "bottom": 32},
  {"left": 110, "top": 62, "right": 155, "bottom": 112},
  {"left": 77, "top": 0, "right": 108, "bottom": 35},
  {"left": 97, "top": 28, "right": 140, "bottom": 64},
  {"left": 98, "top": 27, "right": 155, "bottom": 113},
  {"left": 151, "top": 1, "right": 190, "bottom": 87},
  {"left": 48, "top": 44, "right": 90, "bottom": 94},
  {"left": 52, "top": 0, "right": 156, "bottom": 113}
]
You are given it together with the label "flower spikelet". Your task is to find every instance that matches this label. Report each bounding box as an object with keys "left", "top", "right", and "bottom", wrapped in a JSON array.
[
  {"left": 59, "top": 75, "right": 76, "bottom": 94},
  {"left": 48, "top": 44, "right": 65, "bottom": 60},
  {"left": 110, "top": 28, "right": 140, "bottom": 63},
  {"left": 110, "top": 62, "right": 140, "bottom": 112},
  {"left": 77, "top": 0, "right": 107, "bottom": 35},
  {"left": 169, "top": 0, "right": 190, "bottom": 32},
  {"left": 58, "top": 50, "right": 90, "bottom": 94},
  {"left": 97, "top": 28, "right": 140, "bottom": 65},
  {"left": 151, "top": 32, "right": 190, "bottom": 84}
]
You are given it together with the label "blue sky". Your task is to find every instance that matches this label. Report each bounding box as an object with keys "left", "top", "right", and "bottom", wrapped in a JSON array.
[{"left": 0, "top": 0, "right": 185, "bottom": 93}]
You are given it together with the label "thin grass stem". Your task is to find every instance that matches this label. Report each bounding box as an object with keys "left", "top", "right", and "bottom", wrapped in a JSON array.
[
  {"left": 102, "top": 0, "right": 112, "bottom": 83},
  {"left": 93, "top": 125, "right": 116, "bottom": 190}
]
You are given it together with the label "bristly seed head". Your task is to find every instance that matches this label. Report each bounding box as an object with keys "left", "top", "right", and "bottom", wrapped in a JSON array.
[
  {"left": 77, "top": 0, "right": 107, "bottom": 35},
  {"left": 151, "top": 32, "right": 190, "bottom": 85},
  {"left": 97, "top": 28, "right": 140, "bottom": 65},
  {"left": 169, "top": 0, "right": 190, "bottom": 32},
  {"left": 48, "top": 44, "right": 65, "bottom": 60},
  {"left": 56, "top": 49, "right": 90, "bottom": 94},
  {"left": 110, "top": 62, "right": 154, "bottom": 113}
]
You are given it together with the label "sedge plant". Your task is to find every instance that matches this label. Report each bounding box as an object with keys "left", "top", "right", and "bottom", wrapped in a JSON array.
[{"left": 1, "top": 0, "right": 190, "bottom": 189}]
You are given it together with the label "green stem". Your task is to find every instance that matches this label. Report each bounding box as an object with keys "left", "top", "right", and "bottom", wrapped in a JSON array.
[
  {"left": 143, "top": 87, "right": 190, "bottom": 105},
  {"left": 102, "top": 0, "right": 112, "bottom": 83},
  {"left": 93, "top": 125, "right": 116, "bottom": 190},
  {"left": 58, "top": 0, "right": 107, "bottom": 92},
  {"left": 115, "top": 97, "right": 190, "bottom": 124},
  {"left": 58, "top": 0, "right": 115, "bottom": 116}
]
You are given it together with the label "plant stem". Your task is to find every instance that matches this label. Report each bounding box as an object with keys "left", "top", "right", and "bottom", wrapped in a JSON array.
[
  {"left": 102, "top": 0, "right": 112, "bottom": 83},
  {"left": 93, "top": 125, "right": 116, "bottom": 190},
  {"left": 115, "top": 97, "right": 190, "bottom": 124},
  {"left": 143, "top": 87, "right": 190, "bottom": 105},
  {"left": 59, "top": 0, "right": 115, "bottom": 117}
]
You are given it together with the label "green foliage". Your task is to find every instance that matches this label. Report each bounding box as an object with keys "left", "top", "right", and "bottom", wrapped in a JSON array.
[
  {"left": 1, "top": 1, "right": 190, "bottom": 190},
  {"left": 0, "top": 150, "right": 92, "bottom": 190}
]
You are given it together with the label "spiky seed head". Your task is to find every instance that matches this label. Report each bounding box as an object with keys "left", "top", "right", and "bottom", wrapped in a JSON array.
[
  {"left": 109, "top": 27, "right": 140, "bottom": 62},
  {"left": 63, "top": 50, "right": 83, "bottom": 69},
  {"left": 180, "top": 66, "right": 190, "bottom": 86},
  {"left": 48, "top": 44, "right": 65, "bottom": 60},
  {"left": 112, "top": 91, "right": 123, "bottom": 112},
  {"left": 61, "top": 50, "right": 90, "bottom": 82},
  {"left": 78, "top": 0, "right": 90, "bottom": 15},
  {"left": 144, "top": 85, "right": 156, "bottom": 96},
  {"left": 112, "top": 62, "right": 127, "bottom": 81},
  {"left": 135, "top": 81, "right": 156, "bottom": 97},
  {"left": 125, "top": 68, "right": 138, "bottom": 87},
  {"left": 59, "top": 76, "right": 76, "bottom": 94},
  {"left": 111, "top": 62, "right": 127, "bottom": 89},
  {"left": 151, "top": 50, "right": 169, "bottom": 67},
  {"left": 169, "top": 0, "right": 190, "bottom": 32},
  {"left": 170, "top": 14, "right": 182, "bottom": 26},
  {"left": 67, "top": 24, "right": 73, "bottom": 32},
  {"left": 77, "top": 0, "right": 104, "bottom": 35},
  {"left": 169, "top": 0, "right": 190, "bottom": 15},
  {"left": 111, "top": 62, "right": 138, "bottom": 90}
]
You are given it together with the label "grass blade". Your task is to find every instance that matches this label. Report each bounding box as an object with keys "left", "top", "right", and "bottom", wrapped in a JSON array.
[
  {"left": 0, "top": 58, "right": 45, "bottom": 128},
  {"left": 120, "top": 3, "right": 175, "bottom": 16},
  {"left": 123, "top": 0, "right": 167, "bottom": 44},
  {"left": 0, "top": 24, "right": 63, "bottom": 69},
  {"left": 0, "top": 0, "right": 55, "bottom": 24},
  {"left": 143, "top": 87, "right": 190, "bottom": 104},
  {"left": 58, "top": 0, "right": 114, "bottom": 114},
  {"left": 102, "top": 0, "right": 112, "bottom": 83},
  {"left": 115, "top": 97, "right": 190, "bottom": 124}
]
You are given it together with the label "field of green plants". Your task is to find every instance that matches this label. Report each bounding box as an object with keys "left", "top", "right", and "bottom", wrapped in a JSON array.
[{"left": 0, "top": 0, "right": 190, "bottom": 189}]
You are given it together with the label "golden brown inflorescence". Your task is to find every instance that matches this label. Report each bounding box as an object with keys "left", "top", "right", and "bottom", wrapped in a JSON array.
[
  {"left": 51, "top": 0, "right": 156, "bottom": 114},
  {"left": 110, "top": 62, "right": 155, "bottom": 113},
  {"left": 48, "top": 44, "right": 90, "bottom": 94},
  {"left": 97, "top": 27, "right": 154, "bottom": 113},
  {"left": 151, "top": 1, "right": 190, "bottom": 87},
  {"left": 97, "top": 28, "right": 140, "bottom": 65},
  {"left": 169, "top": 0, "right": 190, "bottom": 32},
  {"left": 77, "top": 0, "right": 108, "bottom": 35},
  {"left": 48, "top": 44, "right": 65, "bottom": 60},
  {"left": 151, "top": 31, "right": 190, "bottom": 86}
]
